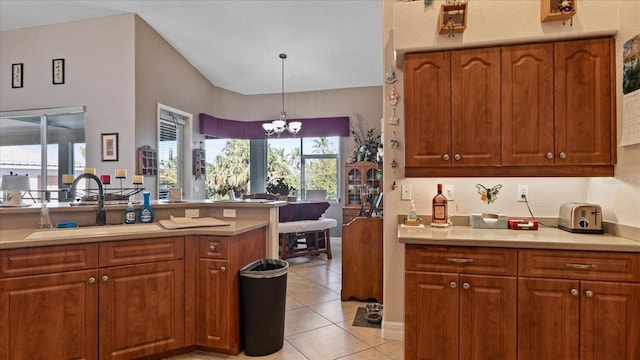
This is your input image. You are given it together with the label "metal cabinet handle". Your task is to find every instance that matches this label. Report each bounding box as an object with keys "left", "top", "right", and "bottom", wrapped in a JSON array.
[
  {"left": 463, "top": 282, "right": 470, "bottom": 290},
  {"left": 443, "top": 154, "right": 450, "bottom": 161},
  {"left": 546, "top": 152, "right": 553, "bottom": 159},
  {"left": 447, "top": 257, "right": 474, "bottom": 264},
  {"left": 454, "top": 154, "right": 461, "bottom": 161},
  {"left": 570, "top": 288, "right": 579, "bottom": 297},
  {"left": 559, "top": 152, "right": 567, "bottom": 159},
  {"left": 450, "top": 282, "right": 457, "bottom": 289},
  {"left": 220, "top": 267, "right": 226, "bottom": 273},
  {"left": 88, "top": 277, "right": 96, "bottom": 284},
  {"left": 585, "top": 290, "right": 594, "bottom": 298},
  {"left": 209, "top": 245, "right": 217, "bottom": 252},
  {"left": 565, "top": 263, "right": 596, "bottom": 270},
  {"left": 101, "top": 275, "right": 109, "bottom": 282}
]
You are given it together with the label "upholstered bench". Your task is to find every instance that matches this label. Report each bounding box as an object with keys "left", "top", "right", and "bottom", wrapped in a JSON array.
[{"left": 277, "top": 217, "right": 337, "bottom": 260}]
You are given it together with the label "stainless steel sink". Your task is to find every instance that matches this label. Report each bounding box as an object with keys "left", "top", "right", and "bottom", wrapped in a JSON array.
[{"left": 25, "top": 223, "right": 163, "bottom": 240}]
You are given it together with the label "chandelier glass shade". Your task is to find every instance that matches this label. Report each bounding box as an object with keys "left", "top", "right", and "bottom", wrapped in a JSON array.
[{"left": 263, "top": 53, "right": 301, "bottom": 136}]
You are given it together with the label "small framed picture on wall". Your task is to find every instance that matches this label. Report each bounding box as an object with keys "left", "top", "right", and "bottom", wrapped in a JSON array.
[
  {"left": 52, "top": 58, "right": 65, "bottom": 85},
  {"left": 12, "top": 63, "right": 23, "bottom": 88},
  {"left": 101, "top": 133, "right": 119, "bottom": 161}
]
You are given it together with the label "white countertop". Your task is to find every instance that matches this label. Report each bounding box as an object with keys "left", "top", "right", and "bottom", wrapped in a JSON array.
[{"left": 398, "top": 224, "right": 640, "bottom": 252}]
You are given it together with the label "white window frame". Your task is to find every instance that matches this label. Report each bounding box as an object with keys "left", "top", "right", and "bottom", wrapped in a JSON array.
[{"left": 157, "top": 103, "right": 192, "bottom": 199}]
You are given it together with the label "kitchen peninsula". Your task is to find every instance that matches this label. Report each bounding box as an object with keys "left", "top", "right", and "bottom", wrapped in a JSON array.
[{"left": 0, "top": 200, "right": 285, "bottom": 359}]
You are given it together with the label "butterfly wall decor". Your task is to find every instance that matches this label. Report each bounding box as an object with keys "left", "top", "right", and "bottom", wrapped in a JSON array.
[{"left": 476, "top": 184, "right": 502, "bottom": 204}]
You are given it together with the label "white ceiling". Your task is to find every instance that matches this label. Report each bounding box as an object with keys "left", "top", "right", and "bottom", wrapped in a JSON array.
[{"left": 0, "top": 0, "right": 383, "bottom": 95}]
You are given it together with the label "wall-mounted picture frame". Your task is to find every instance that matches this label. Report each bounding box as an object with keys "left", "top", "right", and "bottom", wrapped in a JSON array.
[
  {"left": 52, "top": 58, "right": 64, "bottom": 85},
  {"left": 101, "top": 133, "right": 119, "bottom": 161},
  {"left": 12, "top": 63, "right": 23, "bottom": 88}
]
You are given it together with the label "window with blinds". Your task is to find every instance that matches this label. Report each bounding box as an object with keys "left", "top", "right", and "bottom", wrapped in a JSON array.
[{"left": 158, "top": 110, "right": 184, "bottom": 199}]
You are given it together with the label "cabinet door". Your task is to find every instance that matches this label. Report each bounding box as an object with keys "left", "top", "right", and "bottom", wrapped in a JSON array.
[
  {"left": 459, "top": 275, "right": 516, "bottom": 360},
  {"left": 0, "top": 270, "right": 98, "bottom": 360},
  {"left": 451, "top": 47, "right": 501, "bottom": 166},
  {"left": 198, "top": 259, "right": 232, "bottom": 351},
  {"left": 580, "top": 281, "right": 640, "bottom": 360},
  {"left": 405, "top": 51, "right": 452, "bottom": 167},
  {"left": 99, "top": 261, "right": 184, "bottom": 360},
  {"left": 518, "top": 277, "right": 579, "bottom": 360},
  {"left": 405, "top": 271, "right": 458, "bottom": 360},
  {"left": 502, "top": 43, "right": 555, "bottom": 166},
  {"left": 555, "top": 38, "right": 613, "bottom": 165},
  {"left": 341, "top": 218, "right": 383, "bottom": 302},
  {"left": 346, "top": 167, "right": 362, "bottom": 206}
]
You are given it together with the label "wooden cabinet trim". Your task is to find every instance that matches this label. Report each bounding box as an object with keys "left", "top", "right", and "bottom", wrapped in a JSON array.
[
  {"left": 99, "top": 236, "right": 184, "bottom": 267},
  {"left": 0, "top": 244, "right": 98, "bottom": 278}
]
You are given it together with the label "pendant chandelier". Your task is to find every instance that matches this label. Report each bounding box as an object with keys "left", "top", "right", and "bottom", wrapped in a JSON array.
[{"left": 263, "top": 53, "right": 302, "bottom": 136}]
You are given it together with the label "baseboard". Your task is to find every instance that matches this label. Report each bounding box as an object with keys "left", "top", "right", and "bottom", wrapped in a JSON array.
[{"left": 381, "top": 320, "right": 404, "bottom": 341}]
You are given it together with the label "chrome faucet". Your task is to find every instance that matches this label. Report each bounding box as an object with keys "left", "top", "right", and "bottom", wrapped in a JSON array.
[{"left": 69, "top": 173, "right": 106, "bottom": 225}]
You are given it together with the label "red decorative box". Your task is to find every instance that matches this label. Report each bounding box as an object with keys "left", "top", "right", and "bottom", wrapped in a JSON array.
[{"left": 508, "top": 218, "right": 538, "bottom": 230}]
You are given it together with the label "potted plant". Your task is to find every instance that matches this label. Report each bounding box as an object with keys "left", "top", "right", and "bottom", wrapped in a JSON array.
[{"left": 266, "top": 178, "right": 296, "bottom": 201}]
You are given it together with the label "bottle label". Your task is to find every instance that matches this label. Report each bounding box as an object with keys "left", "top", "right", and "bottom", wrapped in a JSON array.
[
  {"left": 125, "top": 211, "right": 136, "bottom": 224},
  {"left": 140, "top": 209, "right": 152, "bottom": 223},
  {"left": 433, "top": 204, "right": 447, "bottom": 222}
]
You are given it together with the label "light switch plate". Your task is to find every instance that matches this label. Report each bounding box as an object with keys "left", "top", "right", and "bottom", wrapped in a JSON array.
[
  {"left": 223, "top": 209, "right": 236, "bottom": 218},
  {"left": 401, "top": 185, "right": 411, "bottom": 200}
]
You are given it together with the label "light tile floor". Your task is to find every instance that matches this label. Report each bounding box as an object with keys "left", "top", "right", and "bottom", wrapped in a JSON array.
[{"left": 165, "top": 238, "right": 403, "bottom": 360}]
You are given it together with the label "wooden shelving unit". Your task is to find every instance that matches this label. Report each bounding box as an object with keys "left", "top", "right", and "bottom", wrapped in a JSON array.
[
  {"left": 541, "top": 0, "right": 576, "bottom": 23},
  {"left": 439, "top": 3, "right": 468, "bottom": 35},
  {"left": 137, "top": 145, "right": 157, "bottom": 176}
]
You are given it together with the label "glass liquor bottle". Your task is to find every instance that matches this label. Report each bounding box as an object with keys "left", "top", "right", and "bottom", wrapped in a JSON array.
[{"left": 431, "top": 184, "right": 449, "bottom": 227}]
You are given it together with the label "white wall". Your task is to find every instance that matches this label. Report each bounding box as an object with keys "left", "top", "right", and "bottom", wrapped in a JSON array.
[
  {"left": 0, "top": 14, "right": 137, "bottom": 180},
  {"left": 381, "top": 0, "right": 640, "bottom": 340}
]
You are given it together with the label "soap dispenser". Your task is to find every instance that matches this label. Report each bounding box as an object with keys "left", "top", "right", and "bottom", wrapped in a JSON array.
[
  {"left": 124, "top": 199, "right": 136, "bottom": 224},
  {"left": 139, "top": 191, "right": 154, "bottom": 223},
  {"left": 39, "top": 201, "right": 53, "bottom": 229}
]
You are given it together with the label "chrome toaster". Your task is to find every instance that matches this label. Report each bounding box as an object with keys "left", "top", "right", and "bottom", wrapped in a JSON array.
[{"left": 558, "top": 202, "right": 604, "bottom": 234}]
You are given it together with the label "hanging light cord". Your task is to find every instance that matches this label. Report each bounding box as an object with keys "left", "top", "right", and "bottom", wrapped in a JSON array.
[{"left": 280, "top": 53, "right": 287, "bottom": 120}]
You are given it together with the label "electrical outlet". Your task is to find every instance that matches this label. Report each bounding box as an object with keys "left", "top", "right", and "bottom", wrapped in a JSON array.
[
  {"left": 444, "top": 185, "right": 455, "bottom": 201},
  {"left": 401, "top": 185, "right": 412, "bottom": 200},
  {"left": 517, "top": 185, "right": 529, "bottom": 202},
  {"left": 185, "top": 209, "right": 199, "bottom": 218},
  {"left": 223, "top": 209, "right": 236, "bottom": 218}
]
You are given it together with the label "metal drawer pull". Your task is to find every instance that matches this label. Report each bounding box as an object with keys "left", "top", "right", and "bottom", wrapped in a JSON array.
[
  {"left": 88, "top": 277, "right": 96, "bottom": 284},
  {"left": 570, "top": 288, "right": 579, "bottom": 296},
  {"left": 565, "top": 263, "right": 596, "bottom": 270},
  {"left": 101, "top": 275, "right": 109, "bottom": 282},
  {"left": 220, "top": 267, "right": 226, "bottom": 273},
  {"left": 209, "top": 245, "right": 217, "bottom": 252},
  {"left": 447, "top": 257, "right": 474, "bottom": 264},
  {"left": 585, "top": 290, "right": 594, "bottom": 298},
  {"left": 450, "top": 282, "right": 457, "bottom": 289},
  {"left": 463, "top": 282, "right": 470, "bottom": 290}
]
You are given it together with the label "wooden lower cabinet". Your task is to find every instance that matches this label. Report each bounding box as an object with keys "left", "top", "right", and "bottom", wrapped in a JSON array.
[
  {"left": 99, "top": 260, "right": 184, "bottom": 360},
  {"left": 518, "top": 278, "right": 640, "bottom": 360},
  {"left": 198, "top": 259, "right": 233, "bottom": 350},
  {"left": 405, "top": 245, "right": 517, "bottom": 360},
  {"left": 0, "top": 269, "right": 99, "bottom": 360},
  {"left": 405, "top": 271, "right": 516, "bottom": 360}
]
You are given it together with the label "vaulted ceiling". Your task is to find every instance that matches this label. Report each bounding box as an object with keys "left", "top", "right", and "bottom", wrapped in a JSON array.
[{"left": 0, "top": 0, "right": 383, "bottom": 95}]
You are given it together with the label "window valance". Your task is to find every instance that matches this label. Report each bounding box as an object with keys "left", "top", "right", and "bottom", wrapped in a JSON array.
[{"left": 199, "top": 113, "right": 350, "bottom": 139}]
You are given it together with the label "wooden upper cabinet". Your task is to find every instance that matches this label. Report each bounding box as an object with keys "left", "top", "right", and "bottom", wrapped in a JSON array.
[
  {"left": 405, "top": 48, "right": 501, "bottom": 171},
  {"left": 502, "top": 43, "right": 555, "bottom": 166},
  {"left": 451, "top": 47, "right": 501, "bottom": 167},
  {"left": 405, "top": 51, "right": 451, "bottom": 168},
  {"left": 555, "top": 38, "right": 614, "bottom": 166},
  {"left": 405, "top": 37, "right": 615, "bottom": 177}
]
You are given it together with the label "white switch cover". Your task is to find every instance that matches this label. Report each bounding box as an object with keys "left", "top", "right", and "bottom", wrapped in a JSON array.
[
  {"left": 401, "top": 185, "right": 412, "bottom": 200},
  {"left": 185, "top": 209, "right": 199, "bottom": 218},
  {"left": 223, "top": 209, "right": 236, "bottom": 218}
]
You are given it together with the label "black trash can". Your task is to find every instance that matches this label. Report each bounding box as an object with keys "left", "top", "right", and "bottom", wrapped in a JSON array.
[{"left": 240, "top": 258, "right": 289, "bottom": 356}]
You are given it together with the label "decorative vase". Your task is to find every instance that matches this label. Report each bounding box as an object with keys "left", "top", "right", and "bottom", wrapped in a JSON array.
[{"left": 357, "top": 153, "right": 364, "bottom": 162}]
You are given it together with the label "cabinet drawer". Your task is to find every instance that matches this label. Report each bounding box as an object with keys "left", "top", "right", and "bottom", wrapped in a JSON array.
[
  {"left": 406, "top": 245, "right": 517, "bottom": 276},
  {"left": 519, "top": 249, "right": 640, "bottom": 282},
  {"left": 199, "top": 237, "right": 229, "bottom": 259},
  {"left": 99, "top": 237, "right": 184, "bottom": 267},
  {"left": 343, "top": 208, "right": 361, "bottom": 216},
  {"left": 0, "top": 244, "right": 98, "bottom": 278}
]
